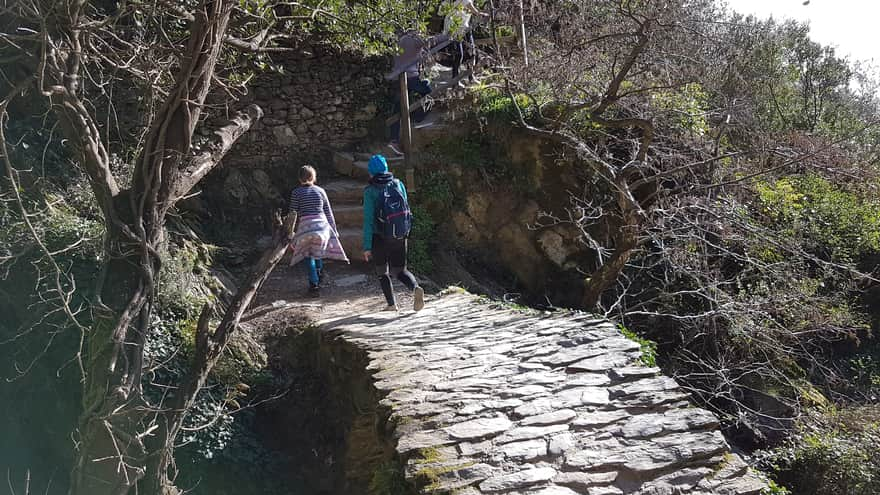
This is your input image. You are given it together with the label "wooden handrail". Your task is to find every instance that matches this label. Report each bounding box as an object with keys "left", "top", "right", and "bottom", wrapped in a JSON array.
[
  {"left": 384, "top": 68, "right": 473, "bottom": 126},
  {"left": 384, "top": 35, "right": 452, "bottom": 81}
]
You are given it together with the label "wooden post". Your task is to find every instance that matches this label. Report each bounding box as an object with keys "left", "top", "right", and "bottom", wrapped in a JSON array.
[
  {"left": 518, "top": 0, "right": 529, "bottom": 66},
  {"left": 398, "top": 72, "right": 416, "bottom": 191},
  {"left": 399, "top": 73, "right": 412, "bottom": 164}
]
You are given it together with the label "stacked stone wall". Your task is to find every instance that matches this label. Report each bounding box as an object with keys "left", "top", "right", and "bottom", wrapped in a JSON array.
[
  {"left": 225, "top": 45, "right": 388, "bottom": 169},
  {"left": 198, "top": 45, "right": 388, "bottom": 221}
]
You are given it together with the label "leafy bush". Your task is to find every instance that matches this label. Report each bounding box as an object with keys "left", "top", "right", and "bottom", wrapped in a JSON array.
[
  {"left": 619, "top": 324, "right": 658, "bottom": 367},
  {"left": 473, "top": 87, "right": 533, "bottom": 122},
  {"left": 370, "top": 460, "right": 413, "bottom": 495},
  {"left": 417, "top": 171, "right": 454, "bottom": 209},
  {"left": 651, "top": 82, "right": 710, "bottom": 135},
  {"left": 755, "top": 175, "right": 880, "bottom": 262},
  {"left": 408, "top": 204, "right": 437, "bottom": 274},
  {"left": 427, "top": 135, "right": 489, "bottom": 170},
  {"left": 763, "top": 407, "right": 880, "bottom": 495}
]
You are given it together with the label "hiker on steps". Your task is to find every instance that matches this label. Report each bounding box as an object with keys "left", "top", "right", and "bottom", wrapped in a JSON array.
[
  {"left": 288, "top": 165, "right": 349, "bottom": 293},
  {"left": 441, "top": 0, "right": 487, "bottom": 81},
  {"left": 362, "top": 155, "right": 425, "bottom": 312},
  {"left": 388, "top": 29, "right": 434, "bottom": 156}
]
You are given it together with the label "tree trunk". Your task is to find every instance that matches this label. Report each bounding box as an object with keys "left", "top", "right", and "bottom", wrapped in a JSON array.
[
  {"left": 138, "top": 213, "right": 295, "bottom": 494},
  {"left": 62, "top": 2, "right": 244, "bottom": 492},
  {"left": 580, "top": 230, "right": 637, "bottom": 309},
  {"left": 581, "top": 178, "right": 641, "bottom": 309},
  {"left": 69, "top": 218, "right": 157, "bottom": 495}
]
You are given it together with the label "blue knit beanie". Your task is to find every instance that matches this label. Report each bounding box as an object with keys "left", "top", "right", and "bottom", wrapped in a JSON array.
[{"left": 368, "top": 154, "right": 388, "bottom": 175}]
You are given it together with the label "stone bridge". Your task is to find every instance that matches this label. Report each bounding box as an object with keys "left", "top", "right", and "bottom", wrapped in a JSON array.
[{"left": 312, "top": 289, "right": 767, "bottom": 495}]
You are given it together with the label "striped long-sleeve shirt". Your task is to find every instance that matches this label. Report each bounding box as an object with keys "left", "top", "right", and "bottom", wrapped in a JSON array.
[{"left": 289, "top": 185, "right": 337, "bottom": 232}]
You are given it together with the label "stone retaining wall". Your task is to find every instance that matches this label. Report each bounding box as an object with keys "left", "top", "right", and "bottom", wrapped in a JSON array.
[
  {"left": 226, "top": 45, "right": 388, "bottom": 170},
  {"left": 198, "top": 45, "right": 388, "bottom": 218}
]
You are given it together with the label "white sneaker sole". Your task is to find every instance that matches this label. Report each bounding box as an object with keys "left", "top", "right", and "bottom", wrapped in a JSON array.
[{"left": 413, "top": 287, "right": 425, "bottom": 312}]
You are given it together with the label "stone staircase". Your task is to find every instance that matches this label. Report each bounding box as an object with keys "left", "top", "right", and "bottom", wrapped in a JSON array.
[
  {"left": 321, "top": 178, "right": 367, "bottom": 260},
  {"left": 323, "top": 64, "right": 464, "bottom": 261}
]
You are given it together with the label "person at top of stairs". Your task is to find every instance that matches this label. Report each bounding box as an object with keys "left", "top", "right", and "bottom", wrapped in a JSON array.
[
  {"left": 441, "top": 0, "right": 487, "bottom": 81},
  {"left": 388, "top": 29, "right": 434, "bottom": 156},
  {"left": 288, "top": 165, "right": 349, "bottom": 293},
  {"left": 362, "top": 155, "right": 425, "bottom": 312}
]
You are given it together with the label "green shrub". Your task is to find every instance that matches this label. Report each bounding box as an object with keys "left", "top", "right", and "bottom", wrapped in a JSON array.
[
  {"left": 763, "top": 479, "right": 791, "bottom": 495},
  {"left": 418, "top": 171, "right": 454, "bottom": 209},
  {"left": 651, "top": 82, "right": 710, "bottom": 135},
  {"left": 765, "top": 407, "right": 880, "bottom": 495},
  {"left": 473, "top": 87, "right": 533, "bottom": 122},
  {"left": 427, "top": 135, "right": 488, "bottom": 170},
  {"left": 369, "top": 460, "right": 413, "bottom": 495},
  {"left": 619, "top": 324, "right": 658, "bottom": 367},
  {"left": 755, "top": 175, "right": 880, "bottom": 261},
  {"left": 408, "top": 204, "right": 436, "bottom": 274}
]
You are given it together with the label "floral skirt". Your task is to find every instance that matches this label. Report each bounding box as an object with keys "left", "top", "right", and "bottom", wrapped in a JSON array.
[{"left": 288, "top": 214, "right": 349, "bottom": 266}]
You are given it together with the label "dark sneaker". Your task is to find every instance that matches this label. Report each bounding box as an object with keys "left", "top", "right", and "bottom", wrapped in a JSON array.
[
  {"left": 308, "top": 282, "right": 320, "bottom": 295},
  {"left": 413, "top": 286, "right": 425, "bottom": 312}
]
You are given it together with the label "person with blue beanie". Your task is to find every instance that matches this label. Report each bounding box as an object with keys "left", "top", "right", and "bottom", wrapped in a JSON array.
[{"left": 362, "top": 154, "right": 424, "bottom": 311}]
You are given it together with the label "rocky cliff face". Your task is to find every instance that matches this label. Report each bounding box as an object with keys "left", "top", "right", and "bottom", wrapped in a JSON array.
[{"left": 420, "top": 125, "right": 606, "bottom": 307}]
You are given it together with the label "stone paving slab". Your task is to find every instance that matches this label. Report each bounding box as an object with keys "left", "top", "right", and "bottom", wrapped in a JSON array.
[{"left": 318, "top": 291, "right": 766, "bottom": 494}]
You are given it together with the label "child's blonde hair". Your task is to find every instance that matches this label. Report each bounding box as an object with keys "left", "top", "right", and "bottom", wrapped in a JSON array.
[{"left": 299, "top": 165, "right": 317, "bottom": 184}]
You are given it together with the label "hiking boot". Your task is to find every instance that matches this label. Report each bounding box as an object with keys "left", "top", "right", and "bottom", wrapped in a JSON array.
[
  {"left": 413, "top": 286, "right": 425, "bottom": 312},
  {"left": 383, "top": 303, "right": 399, "bottom": 312},
  {"left": 387, "top": 141, "right": 404, "bottom": 156},
  {"left": 308, "top": 282, "right": 321, "bottom": 295}
]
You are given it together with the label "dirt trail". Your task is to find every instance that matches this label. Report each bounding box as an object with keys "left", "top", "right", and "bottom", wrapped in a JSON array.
[{"left": 252, "top": 259, "right": 428, "bottom": 323}]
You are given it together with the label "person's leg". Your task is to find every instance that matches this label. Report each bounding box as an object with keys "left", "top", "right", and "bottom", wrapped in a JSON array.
[
  {"left": 372, "top": 236, "right": 396, "bottom": 307},
  {"left": 409, "top": 77, "right": 433, "bottom": 124},
  {"left": 410, "top": 77, "right": 432, "bottom": 96},
  {"left": 452, "top": 40, "right": 463, "bottom": 79},
  {"left": 315, "top": 258, "right": 324, "bottom": 283},
  {"left": 305, "top": 257, "right": 319, "bottom": 288},
  {"left": 388, "top": 239, "right": 424, "bottom": 311},
  {"left": 466, "top": 30, "right": 477, "bottom": 81}
]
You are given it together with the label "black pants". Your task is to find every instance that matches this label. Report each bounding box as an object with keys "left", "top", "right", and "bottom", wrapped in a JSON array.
[
  {"left": 390, "top": 76, "right": 432, "bottom": 142},
  {"left": 372, "top": 235, "right": 418, "bottom": 306},
  {"left": 451, "top": 30, "right": 476, "bottom": 79}
]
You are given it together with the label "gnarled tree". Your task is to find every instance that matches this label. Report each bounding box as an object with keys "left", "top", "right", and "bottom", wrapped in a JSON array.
[{"left": 0, "top": 0, "right": 427, "bottom": 493}]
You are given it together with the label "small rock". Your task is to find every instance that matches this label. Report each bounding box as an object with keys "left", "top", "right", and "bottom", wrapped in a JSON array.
[
  {"left": 547, "top": 432, "right": 575, "bottom": 455},
  {"left": 609, "top": 376, "right": 680, "bottom": 398},
  {"left": 501, "top": 439, "right": 547, "bottom": 460},
  {"left": 496, "top": 424, "right": 569, "bottom": 444},
  {"left": 444, "top": 414, "right": 513, "bottom": 440},
  {"left": 501, "top": 385, "right": 550, "bottom": 398},
  {"left": 396, "top": 430, "right": 455, "bottom": 453},
  {"left": 526, "top": 486, "right": 580, "bottom": 495},
  {"left": 479, "top": 466, "right": 558, "bottom": 492},
  {"left": 553, "top": 470, "right": 618, "bottom": 488},
  {"left": 567, "top": 353, "right": 633, "bottom": 372},
  {"left": 521, "top": 409, "right": 577, "bottom": 426},
  {"left": 609, "top": 366, "right": 661, "bottom": 381}
]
